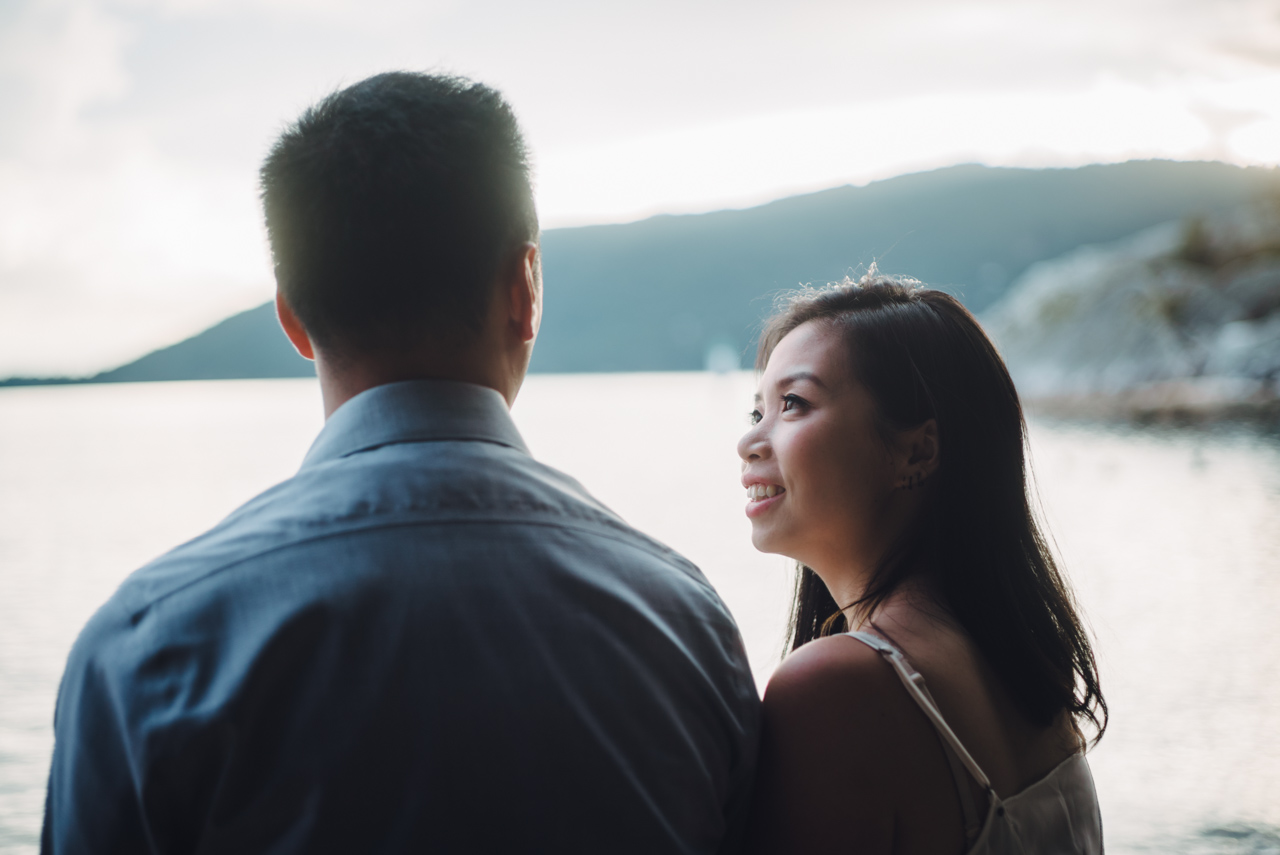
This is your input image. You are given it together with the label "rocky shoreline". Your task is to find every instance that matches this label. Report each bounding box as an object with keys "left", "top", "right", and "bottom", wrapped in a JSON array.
[
  {"left": 1023, "top": 378, "right": 1280, "bottom": 429},
  {"left": 983, "top": 197, "right": 1280, "bottom": 430}
]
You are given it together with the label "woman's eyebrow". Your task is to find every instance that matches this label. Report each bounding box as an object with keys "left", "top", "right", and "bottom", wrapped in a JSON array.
[
  {"left": 755, "top": 371, "right": 825, "bottom": 405},
  {"left": 778, "top": 371, "right": 825, "bottom": 389}
]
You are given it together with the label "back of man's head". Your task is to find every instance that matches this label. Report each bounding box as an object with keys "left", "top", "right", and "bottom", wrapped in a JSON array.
[{"left": 261, "top": 72, "right": 537, "bottom": 360}]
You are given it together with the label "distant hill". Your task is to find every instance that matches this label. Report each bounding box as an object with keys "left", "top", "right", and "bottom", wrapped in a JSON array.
[
  {"left": 5, "top": 160, "right": 1276, "bottom": 385},
  {"left": 93, "top": 303, "right": 316, "bottom": 383},
  {"left": 531, "top": 160, "right": 1277, "bottom": 372},
  {"left": 0, "top": 303, "right": 314, "bottom": 387}
]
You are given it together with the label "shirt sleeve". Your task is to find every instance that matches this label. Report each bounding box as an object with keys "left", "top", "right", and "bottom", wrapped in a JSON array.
[
  {"left": 713, "top": 622, "right": 763, "bottom": 855},
  {"left": 42, "top": 604, "right": 152, "bottom": 854}
]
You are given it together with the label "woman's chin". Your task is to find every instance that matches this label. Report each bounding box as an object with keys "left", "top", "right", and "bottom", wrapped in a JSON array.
[{"left": 749, "top": 526, "right": 789, "bottom": 557}]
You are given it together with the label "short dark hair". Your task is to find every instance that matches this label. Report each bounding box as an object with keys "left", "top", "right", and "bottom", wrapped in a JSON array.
[
  {"left": 260, "top": 72, "right": 538, "bottom": 356},
  {"left": 760, "top": 272, "right": 1106, "bottom": 743}
]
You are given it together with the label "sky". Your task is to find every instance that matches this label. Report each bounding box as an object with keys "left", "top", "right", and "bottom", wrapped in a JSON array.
[{"left": 2, "top": 0, "right": 1280, "bottom": 376}]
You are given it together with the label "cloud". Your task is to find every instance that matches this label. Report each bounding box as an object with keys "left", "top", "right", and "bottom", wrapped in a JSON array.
[
  {"left": 0, "top": 0, "right": 131, "bottom": 158},
  {"left": 1, "top": 0, "right": 1279, "bottom": 375},
  {"left": 535, "top": 76, "right": 1250, "bottom": 225}
]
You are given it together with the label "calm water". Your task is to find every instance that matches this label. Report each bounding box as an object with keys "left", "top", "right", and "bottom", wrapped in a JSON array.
[{"left": 1, "top": 376, "right": 1278, "bottom": 854}]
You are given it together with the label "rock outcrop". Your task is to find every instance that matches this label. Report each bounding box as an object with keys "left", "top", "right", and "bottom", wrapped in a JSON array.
[{"left": 982, "top": 198, "right": 1280, "bottom": 425}]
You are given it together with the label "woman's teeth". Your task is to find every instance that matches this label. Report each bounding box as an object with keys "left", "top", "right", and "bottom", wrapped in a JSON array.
[{"left": 747, "top": 484, "right": 784, "bottom": 501}]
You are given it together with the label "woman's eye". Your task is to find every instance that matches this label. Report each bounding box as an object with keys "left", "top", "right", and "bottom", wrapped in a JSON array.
[
  {"left": 747, "top": 409, "right": 762, "bottom": 425},
  {"left": 781, "top": 394, "right": 806, "bottom": 413}
]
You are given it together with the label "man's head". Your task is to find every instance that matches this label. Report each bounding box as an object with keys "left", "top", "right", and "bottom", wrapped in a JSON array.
[{"left": 261, "top": 72, "right": 541, "bottom": 411}]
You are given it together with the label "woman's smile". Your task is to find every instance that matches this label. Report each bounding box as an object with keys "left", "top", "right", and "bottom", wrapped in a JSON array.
[{"left": 744, "top": 482, "right": 787, "bottom": 517}]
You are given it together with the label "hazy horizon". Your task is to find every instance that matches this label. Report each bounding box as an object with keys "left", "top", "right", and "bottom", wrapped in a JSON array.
[{"left": 3, "top": 0, "right": 1278, "bottom": 376}]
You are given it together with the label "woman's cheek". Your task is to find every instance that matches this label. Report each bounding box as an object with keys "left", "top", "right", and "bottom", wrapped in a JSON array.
[
  {"left": 791, "top": 421, "right": 840, "bottom": 493},
  {"left": 781, "top": 425, "right": 837, "bottom": 534},
  {"left": 818, "top": 431, "right": 878, "bottom": 533}
]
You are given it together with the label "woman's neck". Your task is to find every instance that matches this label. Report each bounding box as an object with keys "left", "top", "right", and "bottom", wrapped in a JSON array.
[{"left": 844, "top": 574, "right": 951, "bottom": 636}]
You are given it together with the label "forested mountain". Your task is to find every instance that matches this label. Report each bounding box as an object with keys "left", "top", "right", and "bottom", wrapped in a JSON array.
[
  {"left": 531, "top": 159, "right": 1275, "bottom": 372},
  {"left": 5, "top": 159, "right": 1275, "bottom": 385}
]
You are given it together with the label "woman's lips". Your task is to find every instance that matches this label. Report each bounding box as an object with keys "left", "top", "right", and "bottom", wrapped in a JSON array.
[{"left": 744, "top": 485, "right": 786, "bottom": 518}]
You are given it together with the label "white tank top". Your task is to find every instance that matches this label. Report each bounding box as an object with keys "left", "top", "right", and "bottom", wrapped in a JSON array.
[{"left": 845, "top": 631, "right": 1104, "bottom": 855}]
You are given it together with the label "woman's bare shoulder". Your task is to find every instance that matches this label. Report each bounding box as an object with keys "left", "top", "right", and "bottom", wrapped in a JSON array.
[
  {"left": 762, "top": 635, "right": 914, "bottom": 733},
  {"left": 747, "top": 635, "right": 944, "bottom": 854}
]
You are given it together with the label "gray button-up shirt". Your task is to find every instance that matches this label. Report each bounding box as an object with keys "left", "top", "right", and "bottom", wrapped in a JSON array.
[{"left": 43, "top": 379, "right": 760, "bottom": 854}]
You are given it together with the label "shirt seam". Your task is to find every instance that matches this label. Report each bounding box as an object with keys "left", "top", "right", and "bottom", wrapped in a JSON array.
[
  {"left": 304, "top": 434, "right": 528, "bottom": 469},
  {"left": 122, "top": 513, "right": 720, "bottom": 621}
]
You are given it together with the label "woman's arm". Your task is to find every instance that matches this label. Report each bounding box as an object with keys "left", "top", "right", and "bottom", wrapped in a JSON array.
[{"left": 744, "top": 636, "right": 905, "bottom": 854}]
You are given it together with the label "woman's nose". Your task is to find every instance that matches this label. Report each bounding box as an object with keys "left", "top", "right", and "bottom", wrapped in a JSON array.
[{"left": 737, "top": 423, "right": 769, "bottom": 462}]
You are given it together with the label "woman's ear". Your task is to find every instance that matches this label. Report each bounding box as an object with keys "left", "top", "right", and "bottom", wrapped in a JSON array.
[{"left": 895, "top": 418, "right": 940, "bottom": 485}]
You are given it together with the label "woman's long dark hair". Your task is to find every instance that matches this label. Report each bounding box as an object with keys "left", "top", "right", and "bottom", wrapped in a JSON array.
[{"left": 761, "top": 272, "right": 1107, "bottom": 742}]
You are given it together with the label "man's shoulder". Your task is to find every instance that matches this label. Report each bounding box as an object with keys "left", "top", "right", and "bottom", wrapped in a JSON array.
[
  {"left": 110, "top": 437, "right": 716, "bottom": 623},
  {"left": 63, "top": 438, "right": 745, "bottom": 722},
  {"left": 51, "top": 437, "right": 761, "bottom": 855}
]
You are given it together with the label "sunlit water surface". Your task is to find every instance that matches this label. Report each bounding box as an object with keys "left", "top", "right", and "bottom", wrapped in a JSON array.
[{"left": 1, "top": 376, "right": 1278, "bottom": 854}]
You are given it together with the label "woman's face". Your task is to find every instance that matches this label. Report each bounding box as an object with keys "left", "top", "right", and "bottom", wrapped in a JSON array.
[{"left": 737, "top": 321, "right": 900, "bottom": 579}]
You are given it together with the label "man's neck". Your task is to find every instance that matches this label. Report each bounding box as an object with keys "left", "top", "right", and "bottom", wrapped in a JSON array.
[{"left": 314, "top": 349, "right": 520, "bottom": 419}]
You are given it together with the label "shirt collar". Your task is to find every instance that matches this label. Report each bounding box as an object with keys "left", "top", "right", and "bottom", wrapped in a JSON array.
[{"left": 300, "top": 379, "right": 529, "bottom": 470}]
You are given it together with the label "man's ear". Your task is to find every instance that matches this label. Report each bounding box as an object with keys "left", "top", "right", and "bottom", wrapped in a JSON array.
[
  {"left": 506, "top": 242, "right": 541, "bottom": 344},
  {"left": 275, "top": 291, "right": 315, "bottom": 361}
]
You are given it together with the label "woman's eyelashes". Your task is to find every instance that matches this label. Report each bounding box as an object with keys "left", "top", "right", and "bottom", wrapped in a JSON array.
[
  {"left": 781, "top": 394, "right": 809, "bottom": 414},
  {"left": 749, "top": 394, "right": 809, "bottom": 424}
]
